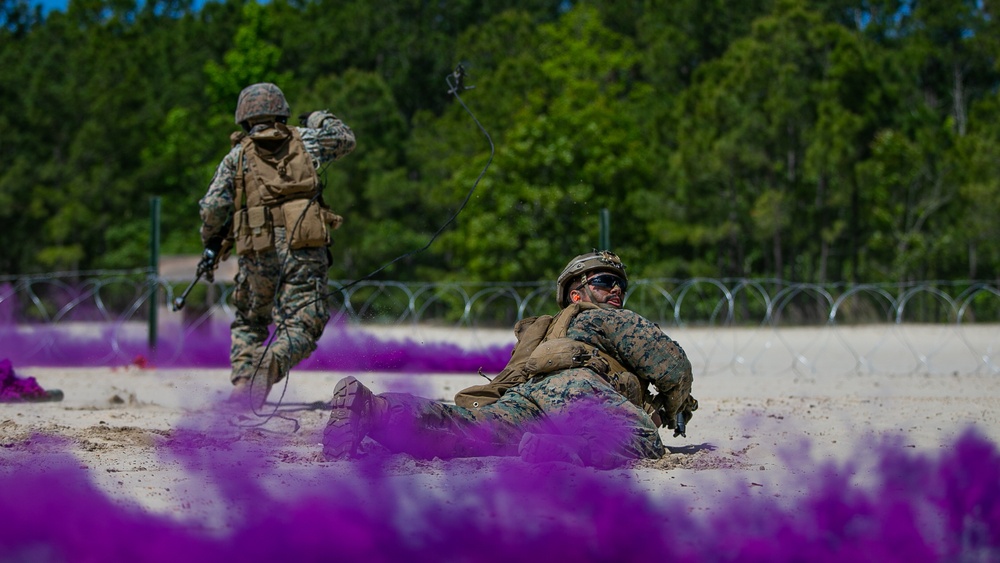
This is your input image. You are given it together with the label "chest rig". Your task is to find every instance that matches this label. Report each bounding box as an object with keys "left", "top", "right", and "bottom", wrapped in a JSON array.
[
  {"left": 454, "top": 303, "right": 649, "bottom": 411},
  {"left": 232, "top": 123, "right": 342, "bottom": 254}
]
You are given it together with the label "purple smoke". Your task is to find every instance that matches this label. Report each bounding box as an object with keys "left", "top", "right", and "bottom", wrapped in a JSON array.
[
  {"left": 0, "top": 345, "right": 997, "bottom": 561},
  {"left": 1, "top": 297, "right": 998, "bottom": 563},
  {"left": 1, "top": 413, "right": 997, "bottom": 562},
  {"left": 0, "top": 358, "right": 48, "bottom": 401},
  {"left": 0, "top": 319, "right": 512, "bottom": 373}
]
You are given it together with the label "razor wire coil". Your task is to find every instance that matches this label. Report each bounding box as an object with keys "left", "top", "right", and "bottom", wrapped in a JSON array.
[{"left": 1, "top": 272, "right": 997, "bottom": 376}]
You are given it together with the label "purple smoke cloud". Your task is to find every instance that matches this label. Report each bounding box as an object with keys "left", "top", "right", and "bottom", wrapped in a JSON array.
[
  {"left": 0, "top": 319, "right": 512, "bottom": 373},
  {"left": 1, "top": 285, "right": 998, "bottom": 561},
  {"left": 1, "top": 393, "right": 998, "bottom": 562},
  {"left": 0, "top": 358, "right": 49, "bottom": 401}
]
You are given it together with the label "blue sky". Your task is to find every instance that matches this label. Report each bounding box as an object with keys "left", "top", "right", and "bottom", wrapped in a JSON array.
[
  {"left": 32, "top": 0, "right": 67, "bottom": 13},
  {"left": 31, "top": 0, "right": 214, "bottom": 15}
]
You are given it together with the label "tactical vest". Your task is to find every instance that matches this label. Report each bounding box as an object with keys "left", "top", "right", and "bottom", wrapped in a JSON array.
[
  {"left": 231, "top": 123, "right": 342, "bottom": 255},
  {"left": 455, "top": 303, "right": 655, "bottom": 416}
]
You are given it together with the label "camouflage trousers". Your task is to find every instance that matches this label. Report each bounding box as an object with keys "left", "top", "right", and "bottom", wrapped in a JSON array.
[
  {"left": 230, "top": 227, "right": 330, "bottom": 384},
  {"left": 368, "top": 369, "right": 665, "bottom": 467}
]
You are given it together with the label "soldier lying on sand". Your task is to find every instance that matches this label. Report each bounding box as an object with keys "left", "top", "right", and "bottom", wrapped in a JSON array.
[{"left": 322, "top": 250, "right": 697, "bottom": 469}]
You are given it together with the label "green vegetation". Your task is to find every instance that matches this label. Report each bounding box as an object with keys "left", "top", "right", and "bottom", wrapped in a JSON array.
[{"left": 2, "top": 0, "right": 998, "bottom": 284}]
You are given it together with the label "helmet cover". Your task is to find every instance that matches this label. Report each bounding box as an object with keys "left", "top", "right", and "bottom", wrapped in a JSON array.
[
  {"left": 234, "top": 83, "right": 291, "bottom": 125},
  {"left": 556, "top": 250, "right": 628, "bottom": 307}
]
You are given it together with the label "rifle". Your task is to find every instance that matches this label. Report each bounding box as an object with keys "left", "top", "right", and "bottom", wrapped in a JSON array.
[
  {"left": 172, "top": 221, "right": 231, "bottom": 312},
  {"left": 674, "top": 410, "right": 687, "bottom": 438},
  {"left": 171, "top": 247, "right": 218, "bottom": 312},
  {"left": 673, "top": 395, "right": 699, "bottom": 438}
]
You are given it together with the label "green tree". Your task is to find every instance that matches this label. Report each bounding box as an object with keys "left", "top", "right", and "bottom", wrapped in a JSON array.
[
  {"left": 2, "top": 0, "right": 998, "bottom": 285},
  {"left": 408, "top": 6, "right": 655, "bottom": 282},
  {"left": 661, "top": 0, "right": 888, "bottom": 281},
  {"left": 924, "top": 87, "right": 1000, "bottom": 281},
  {"left": 637, "top": 0, "right": 773, "bottom": 96},
  {"left": 147, "top": 0, "right": 291, "bottom": 260},
  {"left": 904, "top": 0, "right": 995, "bottom": 137},
  {"left": 295, "top": 69, "right": 413, "bottom": 280}
]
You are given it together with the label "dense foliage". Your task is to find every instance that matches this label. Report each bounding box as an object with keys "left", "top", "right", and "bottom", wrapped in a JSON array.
[{"left": 1, "top": 0, "right": 998, "bottom": 284}]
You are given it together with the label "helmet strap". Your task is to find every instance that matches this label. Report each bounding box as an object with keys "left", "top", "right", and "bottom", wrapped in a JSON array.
[{"left": 579, "top": 284, "right": 620, "bottom": 310}]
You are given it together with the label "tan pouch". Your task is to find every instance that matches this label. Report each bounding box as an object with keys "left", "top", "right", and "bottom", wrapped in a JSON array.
[
  {"left": 523, "top": 338, "right": 609, "bottom": 377},
  {"left": 454, "top": 315, "right": 556, "bottom": 409},
  {"left": 322, "top": 208, "right": 344, "bottom": 231},
  {"left": 233, "top": 208, "right": 253, "bottom": 255},
  {"left": 282, "top": 199, "right": 330, "bottom": 249},
  {"left": 247, "top": 206, "right": 275, "bottom": 252},
  {"left": 454, "top": 368, "right": 528, "bottom": 409}
]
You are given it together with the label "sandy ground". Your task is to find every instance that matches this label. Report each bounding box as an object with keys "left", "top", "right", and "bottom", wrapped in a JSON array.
[{"left": 0, "top": 326, "right": 998, "bottom": 534}]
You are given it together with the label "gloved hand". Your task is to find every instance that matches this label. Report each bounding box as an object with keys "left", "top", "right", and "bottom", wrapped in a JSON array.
[
  {"left": 305, "top": 111, "right": 334, "bottom": 129},
  {"left": 298, "top": 111, "right": 313, "bottom": 126},
  {"left": 196, "top": 248, "right": 218, "bottom": 283},
  {"left": 670, "top": 396, "right": 698, "bottom": 438}
]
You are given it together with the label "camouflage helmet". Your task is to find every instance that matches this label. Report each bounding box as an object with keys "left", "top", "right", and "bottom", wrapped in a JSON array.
[
  {"left": 234, "top": 83, "right": 291, "bottom": 126},
  {"left": 556, "top": 250, "right": 628, "bottom": 307}
]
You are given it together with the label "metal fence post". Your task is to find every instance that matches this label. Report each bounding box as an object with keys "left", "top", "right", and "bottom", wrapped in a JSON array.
[
  {"left": 599, "top": 208, "right": 611, "bottom": 250},
  {"left": 148, "top": 196, "right": 161, "bottom": 355}
]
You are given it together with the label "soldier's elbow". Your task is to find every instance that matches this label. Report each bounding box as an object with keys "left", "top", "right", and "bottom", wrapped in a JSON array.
[{"left": 679, "top": 357, "right": 694, "bottom": 382}]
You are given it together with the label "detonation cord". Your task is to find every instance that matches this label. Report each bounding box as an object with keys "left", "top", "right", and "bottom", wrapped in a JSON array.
[{"left": 235, "top": 63, "right": 493, "bottom": 430}]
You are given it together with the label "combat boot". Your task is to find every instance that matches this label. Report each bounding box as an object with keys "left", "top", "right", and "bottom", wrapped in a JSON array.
[
  {"left": 228, "top": 352, "right": 281, "bottom": 411},
  {"left": 323, "top": 376, "right": 385, "bottom": 460},
  {"left": 228, "top": 376, "right": 251, "bottom": 404}
]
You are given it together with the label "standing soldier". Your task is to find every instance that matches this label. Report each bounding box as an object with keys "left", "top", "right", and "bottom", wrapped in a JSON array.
[
  {"left": 322, "top": 250, "right": 697, "bottom": 469},
  {"left": 199, "top": 82, "right": 356, "bottom": 410}
]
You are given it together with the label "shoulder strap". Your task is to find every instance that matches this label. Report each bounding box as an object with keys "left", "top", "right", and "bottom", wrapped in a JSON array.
[
  {"left": 240, "top": 133, "right": 275, "bottom": 209},
  {"left": 507, "top": 315, "right": 554, "bottom": 367},
  {"left": 233, "top": 143, "right": 247, "bottom": 211},
  {"left": 545, "top": 302, "right": 598, "bottom": 339}
]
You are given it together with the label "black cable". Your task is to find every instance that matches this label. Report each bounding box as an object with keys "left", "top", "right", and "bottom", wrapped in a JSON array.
[{"left": 336, "top": 63, "right": 492, "bottom": 284}]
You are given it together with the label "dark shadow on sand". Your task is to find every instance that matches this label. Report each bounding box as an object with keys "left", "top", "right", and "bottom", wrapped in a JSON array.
[{"left": 666, "top": 442, "right": 716, "bottom": 455}]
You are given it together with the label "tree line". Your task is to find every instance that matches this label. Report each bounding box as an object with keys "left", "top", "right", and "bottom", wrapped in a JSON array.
[{"left": 1, "top": 0, "right": 998, "bottom": 285}]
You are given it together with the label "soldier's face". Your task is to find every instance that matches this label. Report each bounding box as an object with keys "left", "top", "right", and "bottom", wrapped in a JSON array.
[{"left": 571, "top": 272, "right": 626, "bottom": 309}]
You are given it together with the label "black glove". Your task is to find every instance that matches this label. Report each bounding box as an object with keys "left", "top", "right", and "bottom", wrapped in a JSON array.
[
  {"left": 299, "top": 111, "right": 314, "bottom": 126},
  {"left": 196, "top": 248, "right": 218, "bottom": 283},
  {"left": 672, "top": 396, "right": 698, "bottom": 438},
  {"left": 204, "top": 232, "right": 224, "bottom": 255}
]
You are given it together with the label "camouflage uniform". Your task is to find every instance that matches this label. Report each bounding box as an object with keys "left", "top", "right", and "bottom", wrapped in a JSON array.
[
  {"left": 345, "top": 307, "right": 693, "bottom": 468},
  {"left": 199, "top": 110, "right": 356, "bottom": 388}
]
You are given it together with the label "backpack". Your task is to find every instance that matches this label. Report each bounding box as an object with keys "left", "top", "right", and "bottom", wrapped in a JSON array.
[{"left": 231, "top": 123, "right": 342, "bottom": 254}]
